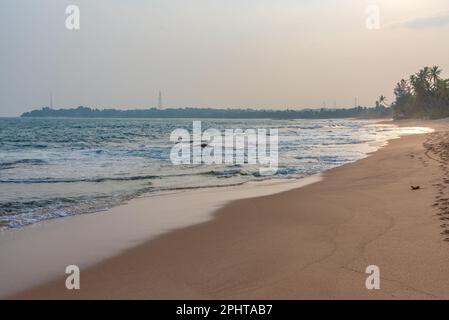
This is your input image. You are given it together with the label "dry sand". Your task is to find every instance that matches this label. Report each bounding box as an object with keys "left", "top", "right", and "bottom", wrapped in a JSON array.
[{"left": 11, "top": 120, "right": 449, "bottom": 299}]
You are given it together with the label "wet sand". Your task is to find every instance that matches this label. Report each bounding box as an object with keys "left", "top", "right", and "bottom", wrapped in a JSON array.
[
  {"left": 0, "top": 177, "right": 321, "bottom": 297},
  {"left": 10, "top": 120, "right": 449, "bottom": 299}
]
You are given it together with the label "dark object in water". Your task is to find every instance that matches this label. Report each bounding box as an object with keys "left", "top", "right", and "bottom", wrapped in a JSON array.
[
  {"left": 410, "top": 186, "right": 421, "bottom": 190},
  {"left": 184, "top": 139, "right": 208, "bottom": 148}
]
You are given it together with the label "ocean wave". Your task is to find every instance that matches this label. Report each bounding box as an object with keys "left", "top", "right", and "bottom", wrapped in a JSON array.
[
  {"left": 0, "top": 185, "right": 154, "bottom": 231},
  {"left": 0, "top": 159, "right": 47, "bottom": 170},
  {"left": 287, "top": 124, "right": 324, "bottom": 130},
  {"left": 0, "top": 169, "right": 252, "bottom": 184},
  {"left": 0, "top": 197, "right": 79, "bottom": 215},
  {"left": 0, "top": 175, "right": 160, "bottom": 184}
]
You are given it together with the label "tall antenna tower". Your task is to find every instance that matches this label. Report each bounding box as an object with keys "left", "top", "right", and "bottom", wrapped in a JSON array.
[
  {"left": 158, "top": 90, "right": 163, "bottom": 109},
  {"left": 50, "top": 93, "right": 54, "bottom": 109}
]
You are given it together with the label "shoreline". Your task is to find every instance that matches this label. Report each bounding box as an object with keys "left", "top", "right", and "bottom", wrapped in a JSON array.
[
  {"left": 6, "top": 119, "right": 449, "bottom": 299},
  {"left": 0, "top": 176, "right": 322, "bottom": 298}
]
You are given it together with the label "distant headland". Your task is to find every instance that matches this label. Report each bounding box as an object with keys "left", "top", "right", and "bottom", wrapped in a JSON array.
[
  {"left": 21, "top": 106, "right": 391, "bottom": 119},
  {"left": 21, "top": 66, "right": 449, "bottom": 120}
]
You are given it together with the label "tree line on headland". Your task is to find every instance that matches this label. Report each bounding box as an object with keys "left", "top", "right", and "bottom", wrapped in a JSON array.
[{"left": 21, "top": 105, "right": 391, "bottom": 120}]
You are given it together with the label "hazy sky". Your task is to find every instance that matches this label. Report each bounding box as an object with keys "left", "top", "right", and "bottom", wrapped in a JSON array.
[{"left": 1, "top": 0, "right": 449, "bottom": 116}]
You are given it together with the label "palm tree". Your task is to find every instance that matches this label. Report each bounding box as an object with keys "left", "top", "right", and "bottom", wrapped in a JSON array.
[
  {"left": 430, "top": 66, "right": 442, "bottom": 91},
  {"left": 392, "top": 66, "right": 449, "bottom": 119},
  {"left": 418, "top": 67, "right": 431, "bottom": 89},
  {"left": 378, "top": 95, "right": 387, "bottom": 106},
  {"left": 436, "top": 79, "right": 449, "bottom": 99},
  {"left": 411, "top": 68, "right": 431, "bottom": 101},
  {"left": 409, "top": 68, "right": 431, "bottom": 116}
]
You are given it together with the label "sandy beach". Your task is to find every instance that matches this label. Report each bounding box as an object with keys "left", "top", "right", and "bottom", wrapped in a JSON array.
[
  {"left": 7, "top": 120, "right": 449, "bottom": 299},
  {"left": 4, "top": 0, "right": 449, "bottom": 303}
]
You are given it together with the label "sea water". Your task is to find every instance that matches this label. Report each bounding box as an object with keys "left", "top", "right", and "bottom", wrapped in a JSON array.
[{"left": 0, "top": 117, "right": 432, "bottom": 231}]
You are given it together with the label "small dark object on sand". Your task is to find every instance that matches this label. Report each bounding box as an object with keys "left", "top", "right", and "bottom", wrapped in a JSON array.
[{"left": 410, "top": 186, "right": 421, "bottom": 190}]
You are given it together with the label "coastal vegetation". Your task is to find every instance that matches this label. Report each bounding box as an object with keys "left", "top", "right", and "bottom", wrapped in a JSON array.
[
  {"left": 21, "top": 105, "right": 391, "bottom": 120},
  {"left": 391, "top": 66, "right": 449, "bottom": 119}
]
